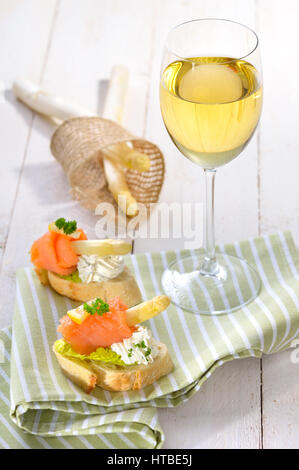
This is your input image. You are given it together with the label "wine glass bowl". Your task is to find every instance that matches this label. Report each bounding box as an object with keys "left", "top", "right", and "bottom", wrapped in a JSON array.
[{"left": 160, "top": 19, "right": 263, "bottom": 315}]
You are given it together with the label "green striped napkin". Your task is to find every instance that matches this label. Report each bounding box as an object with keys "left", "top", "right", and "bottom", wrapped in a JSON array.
[
  {"left": 1, "top": 231, "right": 299, "bottom": 448},
  {"left": 0, "top": 329, "right": 161, "bottom": 449}
]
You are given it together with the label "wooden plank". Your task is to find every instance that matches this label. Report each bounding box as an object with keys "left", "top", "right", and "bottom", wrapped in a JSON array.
[
  {"left": 160, "top": 358, "right": 261, "bottom": 449},
  {"left": 0, "top": 243, "right": 5, "bottom": 268},
  {"left": 258, "top": 0, "right": 299, "bottom": 449},
  {"left": 134, "top": 0, "right": 262, "bottom": 449},
  {"left": 258, "top": 0, "right": 299, "bottom": 246},
  {"left": 0, "top": 0, "right": 57, "bottom": 243},
  {"left": 262, "top": 350, "right": 299, "bottom": 449}
]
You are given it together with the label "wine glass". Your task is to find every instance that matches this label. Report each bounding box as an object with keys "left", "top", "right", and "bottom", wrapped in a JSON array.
[{"left": 160, "top": 19, "right": 263, "bottom": 315}]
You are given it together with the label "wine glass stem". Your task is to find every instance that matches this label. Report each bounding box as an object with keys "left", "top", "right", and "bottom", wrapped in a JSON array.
[{"left": 201, "top": 168, "right": 217, "bottom": 275}]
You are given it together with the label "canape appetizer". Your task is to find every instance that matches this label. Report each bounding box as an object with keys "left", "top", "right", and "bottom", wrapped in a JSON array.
[
  {"left": 30, "top": 218, "right": 142, "bottom": 307},
  {"left": 53, "top": 295, "right": 173, "bottom": 392}
]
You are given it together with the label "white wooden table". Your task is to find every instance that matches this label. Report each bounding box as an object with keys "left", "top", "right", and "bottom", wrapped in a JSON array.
[{"left": 1, "top": 0, "right": 299, "bottom": 449}]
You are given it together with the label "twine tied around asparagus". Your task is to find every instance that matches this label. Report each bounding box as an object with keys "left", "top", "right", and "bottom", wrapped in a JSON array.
[{"left": 50, "top": 116, "right": 165, "bottom": 213}]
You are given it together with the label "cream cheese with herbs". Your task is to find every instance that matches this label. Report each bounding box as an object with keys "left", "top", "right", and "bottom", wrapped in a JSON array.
[
  {"left": 77, "top": 254, "right": 124, "bottom": 284},
  {"left": 110, "top": 326, "right": 159, "bottom": 365}
]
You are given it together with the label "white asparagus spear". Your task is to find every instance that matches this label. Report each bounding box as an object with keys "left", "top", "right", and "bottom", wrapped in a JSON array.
[
  {"left": 102, "top": 67, "right": 139, "bottom": 217},
  {"left": 103, "top": 158, "right": 138, "bottom": 216},
  {"left": 71, "top": 239, "right": 132, "bottom": 256},
  {"left": 125, "top": 296, "right": 171, "bottom": 326},
  {"left": 67, "top": 295, "right": 170, "bottom": 325},
  {"left": 13, "top": 79, "right": 93, "bottom": 120},
  {"left": 12, "top": 73, "right": 150, "bottom": 173},
  {"left": 103, "top": 142, "right": 150, "bottom": 172},
  {"left": 102, "top": 65, "right": 129, "bottom": 123}
]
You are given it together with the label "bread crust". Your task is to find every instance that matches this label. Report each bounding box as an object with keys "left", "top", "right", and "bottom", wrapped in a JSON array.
[
  {"left": 52, "top": 350, "right": 97, "bottom": 393},
  {"left": 45, "top": 266, "right": 142, "bottom": 307},
  {"left": 53, "top": 342, "right": 173, "bottom": 393},
  {"left": 34, "top": 267, "right": 49, "bottom": 286}
]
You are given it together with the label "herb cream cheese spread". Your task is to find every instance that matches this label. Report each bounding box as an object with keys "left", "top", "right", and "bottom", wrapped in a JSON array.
[
  {"left": 110, "top": 326, "right": 159, "bottom": 365},
  {"left": 77, "top": 254, "right": 124, "bottom": 284}
]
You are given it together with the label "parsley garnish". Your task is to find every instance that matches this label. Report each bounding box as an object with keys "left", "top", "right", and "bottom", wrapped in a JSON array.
[
  {"left": 55, "top": 217, "right": 77, "bottom": 235},
  {"left": 83, "top": 298, "right": 109, "bottom": 316},
  {"left": 134, "top": 340, "right": 147, "bottom": 349},
  {"left": 145, "top": 347, "right": 151, "bottom": 357},
  {"left": 132, "top": 341, "right": 151, "bottom": 360},
  {"left": 128, "top": 348, "right": 133, "bottom": 358}
]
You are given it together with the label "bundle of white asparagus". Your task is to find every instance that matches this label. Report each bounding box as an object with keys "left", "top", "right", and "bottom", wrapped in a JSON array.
[{"left": 13, "top": 66, "right": 163, "bottom": 217}]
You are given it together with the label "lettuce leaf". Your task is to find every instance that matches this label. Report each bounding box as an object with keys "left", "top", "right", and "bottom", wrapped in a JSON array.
[
  {"left": 57, "top": 270, "right": 82, "bottom": 283},
  {"left": 54, "top": 339, "right": 126, "bottom": 366}
]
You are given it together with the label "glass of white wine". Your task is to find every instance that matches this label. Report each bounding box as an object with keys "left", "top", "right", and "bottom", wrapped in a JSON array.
[{"left": 160, "top": 18, "right": 263, "bottom": 315}]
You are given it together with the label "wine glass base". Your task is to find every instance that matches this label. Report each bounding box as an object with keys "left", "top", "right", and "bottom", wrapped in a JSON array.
[{"left": 161, "top": 253, "right": 261, "bottom": 315}]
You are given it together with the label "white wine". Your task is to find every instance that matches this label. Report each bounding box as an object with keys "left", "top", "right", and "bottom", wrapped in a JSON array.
[{"left": 160, "top": 57, "right": 263, "bottom": 168}]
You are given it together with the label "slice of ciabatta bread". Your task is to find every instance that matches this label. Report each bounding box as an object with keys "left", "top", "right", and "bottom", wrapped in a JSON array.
[
  {"left": 53, "top": 342, "right": 173, "bottom": 393},
  {"left": 35, "top": 266, "right": 142, "bottom": 307}
]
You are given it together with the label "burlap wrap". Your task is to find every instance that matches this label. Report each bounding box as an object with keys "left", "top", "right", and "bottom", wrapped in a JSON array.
[{"left": 50, "top": 117, "right": 165, "bottom": 214}]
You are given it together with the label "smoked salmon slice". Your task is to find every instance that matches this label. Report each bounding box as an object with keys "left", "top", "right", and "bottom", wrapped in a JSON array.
[
  {"left": 57, "top": 298, "right": 134, "bottom": 354},
  {"left": 31, "top": 229, "right": 87, "bottom": 276}
]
